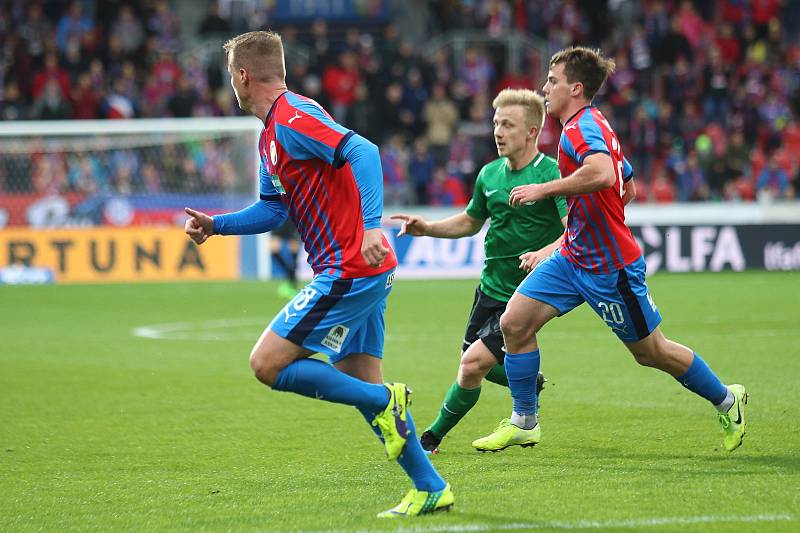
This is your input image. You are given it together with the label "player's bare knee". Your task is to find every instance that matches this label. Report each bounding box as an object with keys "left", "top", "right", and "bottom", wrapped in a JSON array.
[
  {"left": 459, "top": 357, "right": 481, "bottom": 381},
  {"left": 249, "top": 349, "right": 279, "bottom": 386},
  {"left": 499, "top": 311, "right": 529, "bottom": 342}
]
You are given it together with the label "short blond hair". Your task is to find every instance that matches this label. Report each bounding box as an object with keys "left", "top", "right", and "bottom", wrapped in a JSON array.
[
  {"left": 223, "top": 30, "right": 285, "bottom": 83},
  {"left": 492, "top": 88, "right": 546, "bottom": 134}
]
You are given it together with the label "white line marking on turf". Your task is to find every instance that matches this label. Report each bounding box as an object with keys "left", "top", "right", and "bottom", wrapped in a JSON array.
[
  {"left": 278, "top": 514, "right": 793, "bottom": 533},
  {"left": 132, "top": 318, "right": 269, "bottom": 341}
]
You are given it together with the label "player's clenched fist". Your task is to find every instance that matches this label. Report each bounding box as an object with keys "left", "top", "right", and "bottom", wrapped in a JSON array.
[
  {"left": 390, "top": 214, "right": 430, "bottom": 237},
  {"left": 361, "top": 227, "right": 389, "bottom": 268},
  {"left": 509, "top": 183, "right": 546, "bottom": 207},
  {"left": 184, "top": 207, "right": 215, "bottom": 245}
]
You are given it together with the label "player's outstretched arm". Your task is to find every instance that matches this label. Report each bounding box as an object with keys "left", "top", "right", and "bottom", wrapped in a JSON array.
[
  {"left": 185, "top": 200, "right": 288, "bottom": 245},
  {"left": 391, "top": 212, "right": 483, "bottom": 239}
]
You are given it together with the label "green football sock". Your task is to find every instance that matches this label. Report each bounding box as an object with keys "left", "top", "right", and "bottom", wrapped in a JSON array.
[
  {"left": 427, "top": 382, "right": 481, "bottom": 439},
  {"left": 485, "top": 364, "right": 509, "bottom": 387}
]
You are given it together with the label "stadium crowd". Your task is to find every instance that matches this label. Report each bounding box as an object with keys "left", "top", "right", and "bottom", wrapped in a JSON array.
[{"left": 1, "top": 0, "right": 799, "bottom": 204}]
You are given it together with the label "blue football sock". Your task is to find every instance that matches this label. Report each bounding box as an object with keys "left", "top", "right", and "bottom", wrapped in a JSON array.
[
  {"left": 272, "top": 358, "right": 389, "bottom": 412},
  {"left": 504, "top": 349, "right": 540, "bottom": 416},
  {"left": 676, "top": 352, "right": 728, "bottom": 405},
  {"left": 357, "top": 407, "right": 446, "bottom": 493}
]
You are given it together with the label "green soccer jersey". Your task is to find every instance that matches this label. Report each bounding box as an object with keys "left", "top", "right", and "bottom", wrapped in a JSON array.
[{"left": 465, "top": 152, "right": 567, "bottom": 301}]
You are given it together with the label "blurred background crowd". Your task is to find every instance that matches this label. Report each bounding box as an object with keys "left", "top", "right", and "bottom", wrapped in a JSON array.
[{"left": 1, "top": 0, "right": 799, "bottom": 206}]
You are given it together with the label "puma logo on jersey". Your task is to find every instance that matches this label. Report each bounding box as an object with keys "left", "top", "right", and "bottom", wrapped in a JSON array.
[
  {"left": 564, "top": 123, "right": 578, "bottom": 130},
  {"left": 288, "top": 111, "right": 302, "bottom": 124}
]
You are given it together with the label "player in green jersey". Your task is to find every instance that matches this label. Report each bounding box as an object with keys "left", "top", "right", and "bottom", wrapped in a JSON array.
[{"left": 392, "top": 88, "right": 567, "bottom": 453}]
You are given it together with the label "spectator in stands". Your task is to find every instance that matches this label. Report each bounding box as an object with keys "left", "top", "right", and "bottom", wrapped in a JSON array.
[
  {"left": 381, "top": 133, "right": 410, "bottom": 206},
  {"left": 30, "top": 79, "right": 72, "bottom": 120},
  {"left": 18, "top": 3, "right": 49, "bottom": 61},
  {"left": 67, "top": 153, "right": 106, "bottom": 194},
  {"left": 0, "top": 81, "right": 26, "bottom": 121},
  {"left": 151, "top": 49, "right": 182, "bottom": 97},
  {"left": 32, "top": 52, "right": 71, "bottom": 101},
  {"left": 380, "top": 81, "right": 411, "bottom": 140},
  {"left": 55, "top": 2, "right": 93, "bottom": 54},
  {"left": 141, "top": 162, "right": 162, "bottom": 194},
  {"left": 460, "top": 47, "right": 494, "bottom": 97},
  {"left": 70, "top": 71, "right": 101, "bottom": 119},
  {"left": 409, "top": 137, "right": 437, "bottom": 205},
  {"left": 650, "top": 174, "right": 676, "bottom": 203},
  {"left": 111, "top": 5, "right": 145, "bottom": 57},
  {"left": 303, "top": 19, "right": 332, "bottom": 73},
  {"left": 428, "top": 166, "right": 467, "bottom": 206},
  {"left": 677, "top": 151, "right": 710, "bottom": 202},
  {"left": 724, "top": 130, "right": 751, "bottom": 182},
  {"left": 757, "top": 152, "right": 794, "bottom": 200},
  {"left": 197, "top": 1, "right": 231, "bottom": 37},
  {"left": 345, "top": 83, "right": 380, "bottom": 144},
  {"left": 102, "top": 79, "right": 137, "bottom": 119},
  {"left": 322, "top": 49, "right": 360, "bottom": 120},
  {"left": 428, "top": 48, "right": 453, "bottom": 88},
  {"left": 702, "top": 48, "right": 732, "bottom": 125},
  {"left": 200, "top": 139, "right": 226, "bottom": 192},
  {"left": 423, "top": 83, "right": 459, "bottom": 166},
  {"left": 629, "top": 105, "right": 658, "bottom": 182},
  {"left": 449, "top": 78, "right": 473, "bottom": 121},
  {"left": 147, "top": 0, "right": 180, "bottom": 52},
  {"left": 167, "top": 77, "right": 198, "bottom": 118},
  {"left": 400, "top": 67, "right": 429, "bottom": 137}
]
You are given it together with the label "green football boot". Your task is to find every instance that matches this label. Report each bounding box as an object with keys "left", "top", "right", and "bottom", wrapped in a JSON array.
[
  {"left": 377, "top": 483, "right": 454, "bottom": 517},
  {"left": 718, "top": 384, "right": 748, "bottom": 451},
  {"left": 472, "top": 418, "right": 541, "bottom": 452},
  {"left": 372, "top": 383, "right": 411, "bottom": 461}
]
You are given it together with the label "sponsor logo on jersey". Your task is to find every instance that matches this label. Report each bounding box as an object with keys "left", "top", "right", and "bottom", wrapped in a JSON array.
[
  {"left": 270, "top": 174, "right": 286, "bottom": 194},
  {"left": 321, "top": 324, "right": 350, "bottom": 353},
  {"left": 269, "top": 140, "right": 278, "bottom": 165}
]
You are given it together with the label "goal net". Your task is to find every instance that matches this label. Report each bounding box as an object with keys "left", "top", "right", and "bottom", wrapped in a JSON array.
[
  {"left": 0, "top": 117, "right": 261, "bottom": 228},
  {"left": 0, "top": 117, "right": 271, "bottom": 283}
]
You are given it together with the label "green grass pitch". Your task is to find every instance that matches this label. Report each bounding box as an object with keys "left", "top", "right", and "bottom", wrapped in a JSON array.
[{"left": 1, "top": 272, "right": 799, "bottom": 532}]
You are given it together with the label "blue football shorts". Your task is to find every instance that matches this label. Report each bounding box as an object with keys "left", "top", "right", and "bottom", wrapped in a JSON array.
[
  {"left": 517, "top": 251, "right": 662, "bottom": 342},
  {"left": 269, "top": 268, "right": 396, "bottom": 363}
]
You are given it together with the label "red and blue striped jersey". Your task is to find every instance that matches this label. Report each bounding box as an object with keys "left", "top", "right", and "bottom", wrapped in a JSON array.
[
  {"left": 557, "top": 106, "right": 641, "bottom": 273},
  {"left": 260, "top": 91, "right": 397, "bottom": 279}
]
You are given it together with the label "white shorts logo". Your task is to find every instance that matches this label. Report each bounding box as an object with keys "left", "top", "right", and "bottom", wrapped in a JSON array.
[
  {"left": 385, "top": 271, "right": 395, "bottom": 288},
  {"left": 284, "top": 286, "right": 317, "bottom": 321},
  {"left": 321, "top": 324, "right": 350, "bottom": 353}
]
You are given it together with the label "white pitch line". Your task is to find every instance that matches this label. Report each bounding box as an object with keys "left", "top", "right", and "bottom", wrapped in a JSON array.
[
  {"left": 274, "top": 513, "right": 794, "bottom": 533},
  {"left": 131, "top": 317, "right": 269, "bottom": 341}
]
